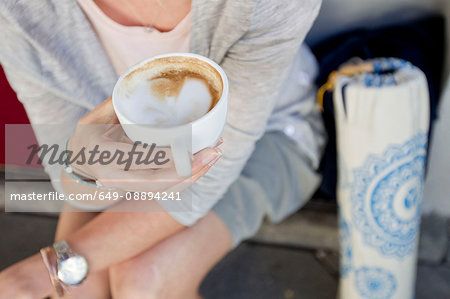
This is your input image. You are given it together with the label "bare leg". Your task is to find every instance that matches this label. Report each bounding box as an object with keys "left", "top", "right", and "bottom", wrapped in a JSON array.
[
  {"left": 51, "top": 204, "right": 111, "bottom": 299},
  {"left": 109, "top": 211, "right": 232, "bottom": 299}
]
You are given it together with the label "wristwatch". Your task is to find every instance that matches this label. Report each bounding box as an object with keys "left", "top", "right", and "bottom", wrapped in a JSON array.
[{"left": 53, "top": 240, "right": 89, "bottom": 286}]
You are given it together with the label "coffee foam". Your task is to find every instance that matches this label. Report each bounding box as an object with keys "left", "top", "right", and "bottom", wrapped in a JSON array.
[{"left": 117, "top": 56, "right": 223, "bottom": 126}]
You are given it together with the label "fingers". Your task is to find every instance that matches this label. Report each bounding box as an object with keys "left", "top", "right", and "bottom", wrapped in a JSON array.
[
  {"left": 103, "top": 142, "right": 224, "bottom": 212},
  {"left": 96, "top": 134, "right": 223, "bottom": 171},
  {"left": 99, "top": 140, "right": 175, "bottom": 170},
  {"left": 103, "top": 124, "right": 128, "bottom": 141},
  {"left": 97, "top": 147, "right": 222, "bottom": 192},
  {"left": 98, "top": 168, "right": 175, "bottom": 192},
  {"left": 79, "top": 97, "right": 120, "bottom": 125},
  {"left": 191, "top": 147, "right": 222, "bottom": 174},
  {"left": 215, "top": 137, "right": 224, "bottom": 147},
  {"left": 192, "top": 153, "right": 222, "bottom": 181},
  {"left": 151, "top": 150, "right": 222, "bottom": 196},
  {"left": 71, "top": 124, "right": 175, "bottom": 170}
]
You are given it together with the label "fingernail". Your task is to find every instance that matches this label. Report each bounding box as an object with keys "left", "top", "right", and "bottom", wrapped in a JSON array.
[
  {"left": 192, "top": 150, "right": 222, "bottom": 181},
  {"left": 216, "top": 137, "right": 224, "bottom": 146},
  {"left": 202, "top": 148, "right": 222, "bottom": 165},
  {"left": 207, "top": 148, "right": 222, "bottom": 166}
]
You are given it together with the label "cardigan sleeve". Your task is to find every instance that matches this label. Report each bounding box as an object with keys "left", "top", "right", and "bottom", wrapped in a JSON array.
[
  {"left": 0, "top": 11, "right": 89, "bottom": 200},
  {"left": 168, "top": 0, "right": 322, "bottom": 225}
]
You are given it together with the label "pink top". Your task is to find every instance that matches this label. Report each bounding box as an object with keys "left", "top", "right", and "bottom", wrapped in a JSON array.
[{"left": 77, "top": 0, "right": 191, "bottom": 76}]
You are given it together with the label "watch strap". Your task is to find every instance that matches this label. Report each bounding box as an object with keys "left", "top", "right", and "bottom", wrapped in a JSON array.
[{"left": 40, "top": 246, "right": 69, "bottom": 297}]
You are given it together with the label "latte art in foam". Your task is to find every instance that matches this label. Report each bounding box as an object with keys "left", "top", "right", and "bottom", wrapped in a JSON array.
[
  {"left": 112, "top": 53, "right": 229, "bottom": 177},
  {"left": 116, "top": 56, "right": 222, "bottom": 127},
  {"left": 125, "top": 76, "right": 212, "bottom": 126}
]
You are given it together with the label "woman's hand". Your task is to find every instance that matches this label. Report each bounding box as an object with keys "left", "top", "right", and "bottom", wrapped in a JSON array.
[
  {"left": 0, "top": 254, "right": 52, "bottom": 299},
  {"left": 62, "top": 97, "right": 222, "bottom": 206},
  {"left": 0, "top": 97, "right": 223, "bottom": 299}
]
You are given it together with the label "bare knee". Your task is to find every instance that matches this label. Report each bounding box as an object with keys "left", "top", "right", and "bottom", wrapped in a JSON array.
[{"left": 109, "top": 260, "right": 162, "bottom": 299}]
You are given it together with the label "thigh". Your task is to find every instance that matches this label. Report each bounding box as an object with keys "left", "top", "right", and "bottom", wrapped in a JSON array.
[{"left": 109, "top": 211, "right": 232, "bottom": 299}]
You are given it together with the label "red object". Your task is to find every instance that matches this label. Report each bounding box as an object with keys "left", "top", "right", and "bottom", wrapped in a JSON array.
[{"left": 1, "top": 65, "right": 32, "bottom": 165}]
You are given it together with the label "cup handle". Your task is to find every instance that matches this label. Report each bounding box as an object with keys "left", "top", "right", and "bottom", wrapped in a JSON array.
[{"left": 171, "top": 139, "right": 192, "bottom": 177}]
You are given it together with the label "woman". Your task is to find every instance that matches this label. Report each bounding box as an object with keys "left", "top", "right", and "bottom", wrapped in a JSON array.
[{"left": 0, "top": 0, "right": 325, "bottom": 298}]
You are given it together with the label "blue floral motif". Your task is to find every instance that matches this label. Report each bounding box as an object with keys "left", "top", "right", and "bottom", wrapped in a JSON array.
[
  {"left": 339, "top": 213, "right": 352, "bottom": 278},
  {"left": 355, "top": 267, "right": 397, "bottom": 299},
  {"left": 364, "top": 73, "right": 396, "bottom": 87},
  {"left": 363, "top": 58, "right": 412, "bottom": 87},
  {"left": 372, "top": 58, "right": 410, "bottom": 73},
  {"left": 352, "top": 133, "right": 427, "bottom": 258}
]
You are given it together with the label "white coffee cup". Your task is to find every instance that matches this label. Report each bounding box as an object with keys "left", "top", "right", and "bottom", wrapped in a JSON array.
[{"left": 112, "top": 53, "right": 229, "bottom": 177}]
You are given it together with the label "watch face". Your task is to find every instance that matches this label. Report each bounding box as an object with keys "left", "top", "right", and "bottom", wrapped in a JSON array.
[{"left": 57, "top": 255, "right": 88, "bottom": 286}]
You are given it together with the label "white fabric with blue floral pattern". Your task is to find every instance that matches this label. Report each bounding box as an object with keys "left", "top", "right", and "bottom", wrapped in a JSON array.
[{"left": 334, "top": 58, "right": 429, "bottom": 299}]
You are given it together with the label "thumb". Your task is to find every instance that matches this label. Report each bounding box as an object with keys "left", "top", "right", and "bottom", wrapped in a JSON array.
[{"left": 79, "top": 97, "right": 120, "bottom": 124}]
